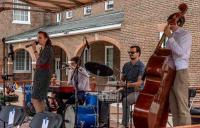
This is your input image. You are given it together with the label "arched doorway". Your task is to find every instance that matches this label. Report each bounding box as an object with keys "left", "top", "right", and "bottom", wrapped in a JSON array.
[
  {"left": 53, "top": 46, "right": 68, "bottom": 81},
  {"left": 77, "top": 41, "right": 121, "bottom": 84}
]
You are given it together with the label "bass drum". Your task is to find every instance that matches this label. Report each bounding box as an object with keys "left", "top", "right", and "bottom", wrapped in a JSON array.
[
  {"left": 64, "top": 105, "right": 75, "bottom": 128},
  {"left": 64, "top": 105, "right": 97, "bottom": 128}
]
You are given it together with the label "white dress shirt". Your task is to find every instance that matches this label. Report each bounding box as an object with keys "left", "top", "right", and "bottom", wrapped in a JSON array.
[
  {"left": 166, "top": 27, "right": 192, "bottom": 70},
  {"left": 67, "top": 67, "right": 90, "bottom": 91}
]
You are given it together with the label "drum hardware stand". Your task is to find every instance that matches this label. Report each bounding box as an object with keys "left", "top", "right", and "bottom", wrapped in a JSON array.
[
  {"left": 124, "top": 76, "right": 128, "bottom": 128},
  {"left": 70, "top": 36, "right": 90, "bottom": 128},
  {"left": 1, "top": 38, "right": 15, "bottom": 128}
]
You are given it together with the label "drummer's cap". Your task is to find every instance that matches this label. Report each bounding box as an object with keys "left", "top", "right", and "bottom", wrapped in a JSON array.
[
  {"left": 167, "top": 13, "right": 185, "bottom": 27},
  {"left": 70, "top": 56, "right": 81, "bottom": 65}
]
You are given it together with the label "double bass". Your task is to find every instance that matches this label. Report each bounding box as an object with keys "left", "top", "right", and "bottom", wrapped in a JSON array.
[{"left": 133, "top": 3, "right": 188, "bottom": 128}]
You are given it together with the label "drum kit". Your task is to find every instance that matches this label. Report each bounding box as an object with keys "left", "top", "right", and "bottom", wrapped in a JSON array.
[{"left": 46, "top": 61, "right": 125, "bottom": 128}]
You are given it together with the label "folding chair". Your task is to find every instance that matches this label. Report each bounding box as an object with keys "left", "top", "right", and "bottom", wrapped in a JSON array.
[
  {"left": 29, "top": 112, "right": 62, "bottom": 128},
  {"left": 0, "top": 105, "right": 26, "bottom": 128}
]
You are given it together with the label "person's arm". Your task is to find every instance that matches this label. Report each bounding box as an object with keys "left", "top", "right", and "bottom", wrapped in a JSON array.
[
  {"left": 67, "top": 69, "right": 73, "bottom": 86},
  {"left": 167, "top": 33, "right": 192, "bottom": 56},
  {"left": 164, "top": 25, "right": 192, "bottom": 56},
  {"left": 127, "top": 77, "right": 143, "bottom": 87},
  {"left": 31, "top": 42, "right": 39, "bottom": 60}
]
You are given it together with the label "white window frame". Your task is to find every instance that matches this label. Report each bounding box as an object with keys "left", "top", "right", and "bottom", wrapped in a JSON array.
[
  {"left": 83, "top": 48, "right": 91, "bottom": 64},
  {"left": 84, "top": 5, "right": 92, "bottom": 16},
  {"left": 14, "top": 50, "right": 31, "bottom": 73},
  {"left": 105, "top": 0, "right": 114, "bottom": 11},
  {"left": 12, "top": 0, "right": 31, "bottom": 24},
  {"left": 66, "top": 10, "right": 73, "bottom": 19},
  {"left": 105, "top": 46, "right": 114, "bottom": 69},
  {"left": 56, "top": 13, "right": 62, "bottom": 22}
]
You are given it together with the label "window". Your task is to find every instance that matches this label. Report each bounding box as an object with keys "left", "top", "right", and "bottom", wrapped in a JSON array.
[
  {"left": 56, "top": 13, "right": 62, "bottom": 22},
  {"left": 14, "top": 49, "right": 31, "bottom": 73},
  {"left": 105, "top": 0, "right": 114, "bottom": 11},
  {"left": 66, "top": 10, "right": 73, "bottom": 19},
  {"left": 159, "top": 32, "right": 168, "bottom": 48},
  {"left": 13, "top": 0, "right": 30, "bottom": 24},
  {"left": 83, "top": 48, "right": 90, "bottom": 64},
  {"left": 105, "top": 46, "right": 113, "bottom": 69},
  {"left": 84, "top": 5, "right": 92, "bottom": 15}
]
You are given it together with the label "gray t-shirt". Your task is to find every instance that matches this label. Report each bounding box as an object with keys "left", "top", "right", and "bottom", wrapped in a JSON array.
[{"left": 122, "top": 60, "right": 145, "bottom": 93}]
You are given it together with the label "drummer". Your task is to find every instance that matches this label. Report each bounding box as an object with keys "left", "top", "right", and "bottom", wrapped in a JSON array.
[{"left": 67, "top": 56, "right": 90, "bottom": 104}]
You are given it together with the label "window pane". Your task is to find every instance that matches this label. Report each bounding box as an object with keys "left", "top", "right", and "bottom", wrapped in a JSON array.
[
  {"left": 13, "top": 0, "right": 30, "bottom": 22},
  {"left": 106, "top": 47, "right": 113, "bottom": 68},
  {"left": 15, "top": 50, "right": 31, "bottom": 71},
  {"left": 15, "top": 50, "right": 25, "bottom": 70}
]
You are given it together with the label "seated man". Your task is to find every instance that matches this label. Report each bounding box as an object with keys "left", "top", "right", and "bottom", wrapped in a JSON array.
[
  {"left": 67, "top": 56, "right": 90, "bottom": 104},
  {"left": 120, "top": 45, "right": 144, "bottom": 128}
]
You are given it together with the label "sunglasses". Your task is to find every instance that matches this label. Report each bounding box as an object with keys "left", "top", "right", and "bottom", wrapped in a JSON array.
[{"left": 128, "top": 51, "right": 137, "bottom": 54}]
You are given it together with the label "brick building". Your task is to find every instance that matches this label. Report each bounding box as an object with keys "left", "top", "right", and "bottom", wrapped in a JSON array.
[{"left": 1, "top": 0, "right": 200, "bottom": 86}]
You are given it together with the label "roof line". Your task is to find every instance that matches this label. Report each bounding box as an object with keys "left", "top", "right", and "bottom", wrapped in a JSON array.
[{"left": 6, "top": 23, "right": 121, "bottom": 44}]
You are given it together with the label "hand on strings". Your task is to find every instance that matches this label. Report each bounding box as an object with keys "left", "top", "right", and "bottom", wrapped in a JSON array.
[{"left": 164, "top": 25, "right": 172, "bottom": 38}]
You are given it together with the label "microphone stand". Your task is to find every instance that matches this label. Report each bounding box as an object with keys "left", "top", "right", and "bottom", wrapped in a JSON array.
[
  {"left": 1, "top": 38, "right": 14, "bottom": 128},
  {"left": 70, "top": 36, "right": 89, "bottom": 127}
]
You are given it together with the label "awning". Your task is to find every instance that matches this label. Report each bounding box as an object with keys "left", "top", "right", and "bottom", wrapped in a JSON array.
[
  {"left": 0, "top": 0, "right": 106, "bottom": 13},
  {"left": 6, "top": 11, "right": 124, "bottom": 43}
]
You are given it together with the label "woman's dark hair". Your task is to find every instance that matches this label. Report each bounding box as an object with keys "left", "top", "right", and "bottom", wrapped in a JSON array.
[
  {"left": 130, "top": 45, "right": 141, "bottom": 56},
  {"left": 70, "top": 56, "right": 81, "bottom": 66},
  {"left": 167, "top": 13, "right": 185, "bottom": 27},
  {"left": 38, "top": 31, "right": 52, "bottom": 46}
]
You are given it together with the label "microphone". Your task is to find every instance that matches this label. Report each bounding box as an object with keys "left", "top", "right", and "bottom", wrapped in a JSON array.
[
  {"left": 84, "top": 36, "right": 90, "bottom": 49},
  {"left": 25, "top": 41, "right": 39, "bottom": 48}
]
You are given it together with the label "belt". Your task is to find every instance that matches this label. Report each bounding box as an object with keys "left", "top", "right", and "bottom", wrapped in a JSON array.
[{"left": 36, "top": 64, "right": 50, "bottom": 69}]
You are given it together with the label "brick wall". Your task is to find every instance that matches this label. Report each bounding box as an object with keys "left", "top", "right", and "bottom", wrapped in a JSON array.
[
  {"left": 1, "top": 0, "right": 200, "bottom": 86},
  {"left": 52, "top": 0, "right": 123, "bottom": 23},
  {"left": 0, "top": 0, "right": 48, "bottom": 81},
  {"left": 120, "top": 0, "right": 200, "bottom": 86}
]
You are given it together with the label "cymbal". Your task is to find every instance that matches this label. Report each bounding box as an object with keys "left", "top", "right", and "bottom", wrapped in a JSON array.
[{"left": 85, "top": 62, "right": 113, "bottom": 76}]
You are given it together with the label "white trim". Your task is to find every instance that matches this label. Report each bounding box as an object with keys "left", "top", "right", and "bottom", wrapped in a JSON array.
[
  {"left": 6, "top": 24, "right": 122, "bottom": 44},
  {"left": 56, "top": 13, "right": 62, "bottom": 22},
  {"left": 13, "top": 70, "right": 31, "bottom": 73},
  {"left": 32, "top": 62, "right": 36, "bottom": 64},
  {"left": 67, "top": 24, "right": 121, "bottom": 35},
  {"left": 12, "top": 20, "right": 31, "bottom": 25}
]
